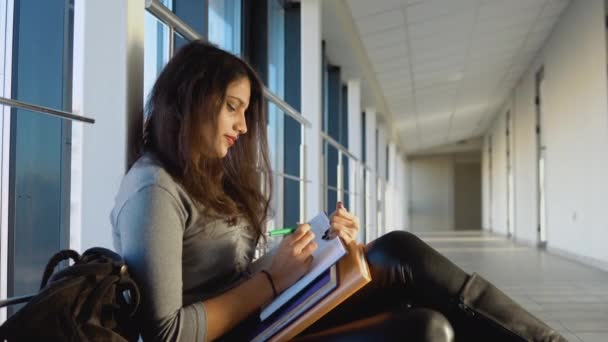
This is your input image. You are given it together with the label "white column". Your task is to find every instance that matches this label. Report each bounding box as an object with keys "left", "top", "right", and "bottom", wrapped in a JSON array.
[
  {"left": 399, "top": 152, "right": 410, "bottom": 231},
  {"left": 364, "top": 108, "right": 377, "bottom": 241},
  {"left": 347, "top": 79, "right": 364, "bottom": 241},
  {"left": 301, "top": 0, "right": 323, "bottom": 220},
  {"left": 386, "top": 142, "right": 397, "bottom": 232},
  {"left": 71, "top": 0, "right": 144, "bottom": 251},
  {"left": 376, "top": 124, "right": 387, "bottom": 236}
]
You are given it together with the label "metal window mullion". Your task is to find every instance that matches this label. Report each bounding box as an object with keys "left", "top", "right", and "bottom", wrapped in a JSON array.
[
  {"left": 167, "top": 26, "right": 175, "bottom": 57},
  {"left": 337, "top": 150, "right": 343, "bottom": 202},
  {"left": 299, "top": 140, "right": 306, "bottom": 224}
]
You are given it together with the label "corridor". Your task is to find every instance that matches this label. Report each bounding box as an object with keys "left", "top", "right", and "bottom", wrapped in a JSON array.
[{"left": 418, "top": 231, "right": 608, "bottom": 342}]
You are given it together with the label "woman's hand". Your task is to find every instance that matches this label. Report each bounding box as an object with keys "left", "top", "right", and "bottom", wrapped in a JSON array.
[
  {"left": 266, "top": 223, "right": 317, "bottom": 293},
  {"left": 329, "top": 202, "right": 360, "bottom": 245}
]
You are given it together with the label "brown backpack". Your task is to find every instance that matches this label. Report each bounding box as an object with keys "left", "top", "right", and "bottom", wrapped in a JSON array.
[{"left": 0, "top": 247, "right": 140, "bottom": 341}]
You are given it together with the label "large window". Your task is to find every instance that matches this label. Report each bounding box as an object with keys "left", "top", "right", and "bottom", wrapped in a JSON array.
[
  {"left": 3, "top": 0, "right": 74, "bottom": 316},
  {"left": 243, "top": 0, "right": 303, "bottom": 238},
  {"left": 322, "top": 62, "right": 352, "bottom": 214}
]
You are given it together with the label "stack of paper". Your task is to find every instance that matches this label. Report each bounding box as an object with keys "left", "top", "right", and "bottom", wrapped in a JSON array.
[
  {"left": 250, "top": 212, "right": 372, "bottom": 342},
  {"left": 259, "top": 212, "right": 347, "bottom": 321}
]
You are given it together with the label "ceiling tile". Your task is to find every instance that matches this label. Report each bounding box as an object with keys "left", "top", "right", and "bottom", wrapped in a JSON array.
[
  {"left": 478, "top": 0, "right": 544, "bottom": 20},
  {"left": 342, "top": 0, "right": 570, "bottom": 154},
  {"left": 361, "top": 27, "right": 407, "bottom": 49},
  {"left": 404, "top": 0, "right": 480, "bottom": 25},
  {"left": 355, "top": 10, "right": 406, "bottom": 35},
  {"left": 347, "top": 0, "right": 403, "bottom": 19},
  {"left": 407, "top": 11, "right": 476, "bottom": 40}
]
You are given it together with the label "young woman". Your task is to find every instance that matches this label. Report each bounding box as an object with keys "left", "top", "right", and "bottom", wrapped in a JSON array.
[{"left": 111, "top": 40, "right": 566, "bottom": 342}]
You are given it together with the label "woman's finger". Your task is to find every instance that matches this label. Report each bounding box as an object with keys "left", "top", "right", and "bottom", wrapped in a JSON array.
[
  {"left": 292, "top": 230, "right": 315, "bottom": 254},
  {"left": 331, "top": 215, "right": 356, "bottom": 228},
  {"left": 330, "top": 223, "right": 353, "bottom": 238},
  {"left": 335, "top": 210, "right": 361, "bottom": 230},
  {"left": 336, "top": 229, "right": 355, "bottom": 243},
  {"left": 288, "top": 223, "right": 311, "bottom": 244},
  {"left": 301, "top": 240, "right": 318, "bottom": 256},
  {"left": 335, "top": 207, "right": 356, "bottom": 221}
]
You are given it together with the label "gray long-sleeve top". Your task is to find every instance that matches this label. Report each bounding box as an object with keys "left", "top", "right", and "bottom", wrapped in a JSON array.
[{"left": 111, "top": 153, "right": 259, "bottom": 341}]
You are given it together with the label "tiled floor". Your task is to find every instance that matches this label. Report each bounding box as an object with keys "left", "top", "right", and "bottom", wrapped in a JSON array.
[{"left": 415, "top": 230, "right": 608, "bottom": 342}]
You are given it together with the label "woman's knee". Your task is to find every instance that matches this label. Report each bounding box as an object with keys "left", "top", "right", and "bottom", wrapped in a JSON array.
[
  {"left": 367, "top": 230, "right": 428, "bottom": 261},
  {"left": 397, "top": 308, "right": 454, "bottom": 342}
]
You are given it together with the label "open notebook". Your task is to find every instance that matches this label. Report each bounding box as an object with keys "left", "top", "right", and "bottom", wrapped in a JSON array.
[
  {"left": 259, "top": 212, "right": 347, "bottom": 321},
  {"left": 251, "top": 265, "right": 338, "bottom": 342},
  {"left": 267, "top": 242, "right": 372, "bottom": 341}
]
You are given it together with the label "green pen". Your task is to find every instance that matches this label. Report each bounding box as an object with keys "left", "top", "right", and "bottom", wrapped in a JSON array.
[{"left": 267, "top": 227, "right": 296, "bottom": 237}]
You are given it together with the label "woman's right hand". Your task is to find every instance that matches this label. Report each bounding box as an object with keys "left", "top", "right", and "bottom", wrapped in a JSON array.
[{"left": 266, "top": 223, "right": 317, "bottom": 294}]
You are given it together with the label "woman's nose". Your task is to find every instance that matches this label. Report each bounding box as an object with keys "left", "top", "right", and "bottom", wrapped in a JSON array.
[{"left": 236, "top": 113, "right": 247, "bottom": 134}]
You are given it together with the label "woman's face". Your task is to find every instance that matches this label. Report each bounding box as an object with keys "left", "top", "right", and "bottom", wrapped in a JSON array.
[{"left": 202, "top": 77, "right": 251, "bottom": 158}]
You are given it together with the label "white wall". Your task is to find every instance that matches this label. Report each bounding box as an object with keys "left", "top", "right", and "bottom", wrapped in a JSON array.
[
  {"left": 71, "top": 0, "right": 144, "bottom": 251},
  {"left": 409, "top": 155, "right": 455, "bottom": 231},
  {"left": 488, "top": 102, "right": 510, "bottom": 236},
  {"left": 301, "top": 0, "right": 324, "bottom": 221},
  {"left": 481, "top": 135, "right": 490, "bottom": 230},
  {"left": 364, "top": 108, "right": 377, "bottom": 241},
  {"left": 401, "top": 156, "right": 410, "bottom": 231},
  {"left": 512, "top": 70, "right": 539, "bottom": 245},
  {"left": 385, "top": 144, "right": 409, "bottom": 233},
  {"left": 410, "top": 152, "right": 481, "bottom": 232},
  {"left": 484, "top": 0, "right": 608, "bottom": 266}
]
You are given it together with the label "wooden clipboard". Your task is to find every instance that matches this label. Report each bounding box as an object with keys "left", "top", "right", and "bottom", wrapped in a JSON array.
[{"left": 268, "top": 242, "right": 371, "bottom": 341}]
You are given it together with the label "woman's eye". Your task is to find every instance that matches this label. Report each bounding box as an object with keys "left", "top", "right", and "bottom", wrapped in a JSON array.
[{"left": 227, "top": 103, "right": 236, "bottom": 112}]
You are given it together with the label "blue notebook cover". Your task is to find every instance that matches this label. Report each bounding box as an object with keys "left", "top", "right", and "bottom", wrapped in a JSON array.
[{"left": 251, "top": 265, "right": 338, "bottom": 342}]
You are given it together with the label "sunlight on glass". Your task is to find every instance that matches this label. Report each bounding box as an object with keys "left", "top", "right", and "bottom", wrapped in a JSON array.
[{"left": 208, "top": 0, "right": 241, "bottom": 55}]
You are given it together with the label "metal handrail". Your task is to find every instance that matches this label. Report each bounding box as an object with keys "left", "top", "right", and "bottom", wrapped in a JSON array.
[
  {"left": 0, "top": 97, "right": 95, "bottom": 124},
  {"left": 145, "top": 0, "right": 199, "bottom": 41},
  {"left": 144, "top": 0, "right": 311, "bottom": 128},
  {"left": 321, "top": 131, "right": 358, "bottom": 161},
  {"left": 270, "top": 171, "right": 311, "bottom": 184}
]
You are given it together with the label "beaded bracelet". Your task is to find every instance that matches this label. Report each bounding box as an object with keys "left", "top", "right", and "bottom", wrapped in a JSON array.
[{"left": 260, "top": 270, "right": 277, "bottom": 299}]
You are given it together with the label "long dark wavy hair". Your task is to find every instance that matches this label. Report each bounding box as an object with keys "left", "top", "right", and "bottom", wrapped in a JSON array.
[{"left": 133, "top": 40, "right": 271, "bottom": 243}]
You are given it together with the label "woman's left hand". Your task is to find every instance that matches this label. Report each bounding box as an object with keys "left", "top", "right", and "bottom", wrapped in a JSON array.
[{"left": 329, "top": 202, "right": 360, "bottom": 245}]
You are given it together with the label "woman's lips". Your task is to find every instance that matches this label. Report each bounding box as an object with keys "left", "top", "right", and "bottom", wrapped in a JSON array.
[{"left": 225, "top": 135, "right": 236, "bottom": 146}]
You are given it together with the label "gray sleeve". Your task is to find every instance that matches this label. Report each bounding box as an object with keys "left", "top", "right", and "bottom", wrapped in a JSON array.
[{"left": 115, "top": 185, "right": 207, "bottom": 342}]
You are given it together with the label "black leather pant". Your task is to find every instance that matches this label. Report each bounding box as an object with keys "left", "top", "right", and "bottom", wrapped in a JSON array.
[
  {"left": 224, "top": 231, "right": 561, "bottom": 341},
  {"left": 296, "top": 230, "right": 463, "bottom": 341},
  {"left": 296, "top": 231, "right": 532, "bottom": 341}
]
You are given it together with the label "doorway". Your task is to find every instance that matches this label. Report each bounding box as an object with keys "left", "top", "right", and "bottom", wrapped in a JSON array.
[
  {"left": 535, "top": 68, "right": 547, "bottom": 248},
  {"left": 506, "top": 110, "right": 514, "bottom": 238}
]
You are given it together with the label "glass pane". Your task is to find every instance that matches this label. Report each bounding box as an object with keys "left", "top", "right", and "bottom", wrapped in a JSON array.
[
  {"left": 268, "top": 0, "right": 284, "bottom": 96},
  {"left": 283, "top": 177, "right": 300, "bottom": 227},
  {"left": 326, "top": 188, "right": 337, "bottom": 214},
  {"left": 9, "top": 0, "right": 73, "bottom": 315},
  {"left": 267, "top": 102, "right": 284, "bottom": 173},
  {"left": 208, "top": 0, "right": 241, "bottom": 55},
  {"left": 325, "top": 143, "right": 338, "bottom": 188},
  {"left": 172, "top": 0, "right": 205, "bottom": 51},
  {"left": 144, "top": 12, "right": 171, "bottom": 105},
  {"left": 283, "top": 115, "right": 300, "bottom": 178}
]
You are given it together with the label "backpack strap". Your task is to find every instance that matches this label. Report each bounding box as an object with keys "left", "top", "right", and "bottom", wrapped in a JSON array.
[
  {"left": 40, "top": 249, "right": 81, "bottom": 289},
  {"left": 48, "top": 262, "right": 114, "bottom": 284},
  {"left": 77, "top": 272, "right": 140, "bottom": 324},
  {"left": 0, "top": 294, "right": 35, "bottom": 308}
]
